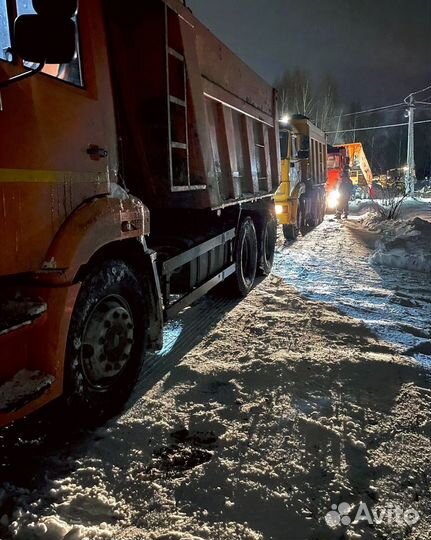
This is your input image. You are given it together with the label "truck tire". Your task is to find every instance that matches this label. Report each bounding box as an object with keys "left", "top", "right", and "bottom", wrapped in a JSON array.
[
  {"left": 283, "top": 223, "right": 298, "bottom": 241},
  {"left": 298, "top": 204, "right": 306, "bottom": 235},
  {"left": 319, "top": 199, "right": 326, "bottom": 224},
  {"left": 259, "top": 214, "right": 277, "bottom": 275},
  {"left": 64, "top": 260, "right": 147, "bottom": 422},
  {"left": 228, "top": 217, "right": 258, "bottom": 297}
]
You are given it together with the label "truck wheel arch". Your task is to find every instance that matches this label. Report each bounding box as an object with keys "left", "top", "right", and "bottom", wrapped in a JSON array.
[
  {"left": 41, "top": 196, "right": 150, "bottom": 285},
  {"left": 40, "top": 196, "right": 163, "bottom": 351}
]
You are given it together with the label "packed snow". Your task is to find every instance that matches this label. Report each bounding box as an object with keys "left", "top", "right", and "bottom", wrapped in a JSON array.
[
  {"left": 0, "top": 200, "right": 430, "bottom": 540},
  {"left": 275, "top": 203, "right": 431, "bottom": 366},
  {"left": 1, "top": 274, "right": 430, "bottom": 540}
]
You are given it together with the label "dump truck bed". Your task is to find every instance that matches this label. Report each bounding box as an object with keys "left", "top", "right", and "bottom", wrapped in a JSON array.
[{"left": 106, "top": 0, "right": 280, "bottom": 211}]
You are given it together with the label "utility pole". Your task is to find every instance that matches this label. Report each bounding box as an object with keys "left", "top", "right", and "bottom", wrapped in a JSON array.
[{"left": 405, "top": 94, "right": 416, "bottom": 196}]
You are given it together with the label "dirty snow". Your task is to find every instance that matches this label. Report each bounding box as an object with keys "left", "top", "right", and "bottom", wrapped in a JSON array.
[
  {"left": 0, "top": 273, "right": 430, "bottom": 540},
  {"left": 349, "top": 196, "right": 431, "bottom": 222},
  {"left": 1, "top": 204, "right": 431, "bottom": 540},
  {"left": 275, "top": 217, "right": 431, "bottom": 366},
  {"left": 0, "top": 370, "right": 54, "bottom": 412},
  {"left": 364, "top": 215, "right": 431, "bottom": 274},
  {"left": 0, "top": 301, "right": 47, "bottom": 336}
]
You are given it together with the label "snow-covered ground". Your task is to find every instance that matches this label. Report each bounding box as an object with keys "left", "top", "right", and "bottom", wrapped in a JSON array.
[
  {"left": 275, "top": 199, "right": 431, "bottom": 367},
  {"left": 349, "top": 197, "right": 431, "bottom": 222},
  {"left": 0, "top": 202, "right": 430, "bottom": 540}
]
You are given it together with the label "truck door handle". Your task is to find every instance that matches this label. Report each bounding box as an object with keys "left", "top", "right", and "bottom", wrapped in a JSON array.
[{"left": 86, "top": 145, "right": 109, "bottom": 160}]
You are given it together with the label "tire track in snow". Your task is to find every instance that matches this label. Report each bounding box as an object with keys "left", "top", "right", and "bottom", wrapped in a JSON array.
[{"left": 274, "top": 218, "right": 431, "bottom": 368}]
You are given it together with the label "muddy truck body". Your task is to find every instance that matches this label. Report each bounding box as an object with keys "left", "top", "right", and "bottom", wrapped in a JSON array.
[{"left": 0, "top": 0, "right": 280, "bottom": 426}]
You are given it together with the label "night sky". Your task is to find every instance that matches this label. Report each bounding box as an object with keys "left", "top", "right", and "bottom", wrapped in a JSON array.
[{"left": 187, "top": 0, "right": 431, "bottom": 108}]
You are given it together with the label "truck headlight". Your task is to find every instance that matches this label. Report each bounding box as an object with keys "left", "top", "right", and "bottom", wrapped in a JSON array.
[
  {"left": 275, "top": 205, "right": 284, "bottom": 215},
  {"left": 327, "top": 190, "right": 340, "bottom": 209}
]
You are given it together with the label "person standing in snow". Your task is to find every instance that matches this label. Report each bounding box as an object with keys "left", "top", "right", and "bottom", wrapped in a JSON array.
[{"left": 336, "top": 168, "right": 354, "bottom": 219}]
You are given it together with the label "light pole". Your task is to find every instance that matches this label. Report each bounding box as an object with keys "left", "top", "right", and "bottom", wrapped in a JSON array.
[{"left": 405, "top": 94, "right": 416, "bottom": 196}]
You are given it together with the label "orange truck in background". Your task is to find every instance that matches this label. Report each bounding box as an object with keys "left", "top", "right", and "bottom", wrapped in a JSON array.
[
  {"left": 327, "top": 142, "right": 373, "bottom": 208},
  {"left": 0, "top": 0, "right": 280, "bottom": 427}
]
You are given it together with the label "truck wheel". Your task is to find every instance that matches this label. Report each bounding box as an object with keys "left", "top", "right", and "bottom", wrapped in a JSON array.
[
  {"left": 228, "top": 217, "right": 258, "bottom": 297},
  {"left": 283, "top": 224, "right": 298, "bottom": 241},
  {"left": 319, "top": 200, "right": 326, "bottom": 224},
  {"left": 64, "top": 260, "right": 147, "bottom": 422},
  {"left": 297, "top": 205, "right": 306, "bottom": 236},
  {"left": 259, "top": 214, "right": 277, "bottom": 275},
  {"left": 307, "top": 215, "right": 316, "bottom": 229}
]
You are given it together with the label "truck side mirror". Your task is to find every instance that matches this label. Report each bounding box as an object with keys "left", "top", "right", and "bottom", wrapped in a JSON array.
[
  {"left": 33, "top": 0, "right": 77, "bottom": 18},
  {"left": 14, "top": 14, "right": 76, "bottom": 64}
]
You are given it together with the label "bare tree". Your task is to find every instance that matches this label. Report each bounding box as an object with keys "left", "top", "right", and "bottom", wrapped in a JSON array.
[
  {"left": 315, "top": 75, "right": 340, "bottom": 131},
  {"left": 276, "top": 68, "right": 340, "bottom": 130}
]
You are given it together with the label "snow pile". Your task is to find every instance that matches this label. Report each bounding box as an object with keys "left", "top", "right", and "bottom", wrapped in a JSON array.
[
  {"left": 349, "top": 199, "right": 379, "bottom": 216},
  {"left": 4, "top": 480, "right": 121, "bottom": 540},
  {"left": 365, "top": 216, "right": 431, "bottom": 273},
  {"left": 350, "top": 196, "right": 431, "bottom": 221}
]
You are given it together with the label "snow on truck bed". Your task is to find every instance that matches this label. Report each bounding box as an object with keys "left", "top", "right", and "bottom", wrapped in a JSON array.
[{"left": 1, "top": 277, "right": 430, "bottom": 540}]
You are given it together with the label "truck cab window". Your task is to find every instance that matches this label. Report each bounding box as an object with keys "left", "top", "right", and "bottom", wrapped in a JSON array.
[
  {"left": 16, "top": 0, "right": 84, "bottom": 87},
  {"left": 0, "top": 0, "right": 11, "bottom": 61}
]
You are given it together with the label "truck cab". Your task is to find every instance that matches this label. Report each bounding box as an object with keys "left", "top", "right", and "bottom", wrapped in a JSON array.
[{"left": 275, "top": 115, "right": 327, "bottom": 240}]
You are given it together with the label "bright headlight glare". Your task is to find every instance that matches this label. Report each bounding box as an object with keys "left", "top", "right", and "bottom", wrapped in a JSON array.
[
  {"left": 275, "top": 204, "right": 284, "bottom": 215},
  {"left": 327, "top": 190, "right": 340, "bottom": 209}
]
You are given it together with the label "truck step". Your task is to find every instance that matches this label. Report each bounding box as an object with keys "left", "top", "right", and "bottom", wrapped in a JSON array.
[
  {"left": 0, "top": 370, "right": 55, "bottom": 413},
  {"left": 0, "top": 300, "right": 47, "bottom": 337}
]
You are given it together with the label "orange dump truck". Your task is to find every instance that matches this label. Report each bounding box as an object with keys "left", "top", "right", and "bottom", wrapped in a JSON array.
[
  {"left": 0, "top": 0, "right": 280, "bottom": 426},
  {"left": 327, "top": 142, "right": 373, "bottom": 206}
]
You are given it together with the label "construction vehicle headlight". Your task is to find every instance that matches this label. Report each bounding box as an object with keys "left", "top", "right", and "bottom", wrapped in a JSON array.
[
  {"left": 327, "top": 190, "right": 340, "bottom": 209},
  {"left": 275, "top": 205, "right": 284, "bottom": 215}
]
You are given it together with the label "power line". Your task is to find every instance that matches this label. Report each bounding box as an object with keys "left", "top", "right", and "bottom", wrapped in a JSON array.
[
  {"left": 330, "top": 102, "right": 404, "bottom": 119},
  {"left": 327, "top": 118, "right": 431, "bottom": 134},
  {"left": 405, "top": 83, "right": 431, "bottom": 104},
  {"left": 328, "top": 83, "right": 431, "bottom": 120},
  {"left": 412, "top": 84, "right": 431, "bottom": 96}
]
